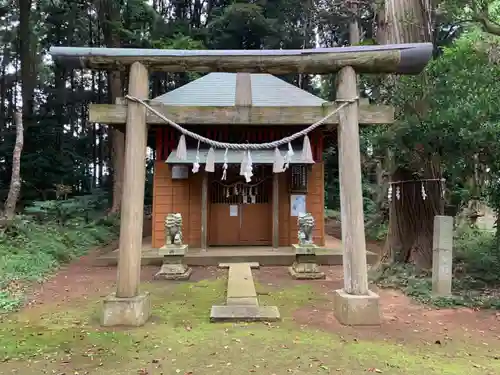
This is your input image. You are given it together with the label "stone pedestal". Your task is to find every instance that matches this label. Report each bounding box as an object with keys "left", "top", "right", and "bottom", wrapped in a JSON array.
[
  {"left": 333, "top": 289, "right": 381, "bottom": 326},
  {"left": 288, "top": 244, "right": 325, "bottom": 280},
  {"left": 101, "top": 292, "right": 151, "bottom": 327},
  {"left": 155, "top": 244, "right": 192, "bottom": 280}
]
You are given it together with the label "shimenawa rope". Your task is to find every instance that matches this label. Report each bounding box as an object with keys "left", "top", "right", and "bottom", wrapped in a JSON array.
[
  {"left": 124, "top": 95, "right": 358, "bottom": 150},
  {"left": 124, "top": 94, "right": 358, "bottom": 181}
]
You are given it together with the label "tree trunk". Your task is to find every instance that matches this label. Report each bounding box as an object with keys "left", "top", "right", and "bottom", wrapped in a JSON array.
[
  {"left": 109, "top": 72, "right": 125, "bottom": 213},
  {"left": 98, "top": 0, "right": 125, "bottom": 213},
  {"left": 376, "top": 0, "right": 433, "bottom": 44},
  {"left": 3, "top": 112, "right": 24, "bottom": 221},
  {"left": 377, "top": 0, "right": 440, "bottom": 269},
  {"left": 19, "top": 0, "right": 36, "bottom": 125}
]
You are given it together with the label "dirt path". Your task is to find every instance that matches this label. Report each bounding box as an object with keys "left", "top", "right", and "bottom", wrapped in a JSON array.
[
  {"left": 254, "top": 267, "right": 500, "bottom": 346},
  {"left": 23, "top": 249, "right": 500, "bottom": 347},
  {"left": 2, "top": 248, "right": 500, "bottom": 375}
]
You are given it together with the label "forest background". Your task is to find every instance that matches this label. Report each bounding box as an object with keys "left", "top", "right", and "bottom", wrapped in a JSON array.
[{"left": 1, "top": 0, "right": 500, "bottom": 311}]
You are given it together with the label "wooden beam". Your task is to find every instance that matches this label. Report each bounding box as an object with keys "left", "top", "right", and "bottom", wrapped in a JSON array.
[
  {"left": 89, "top": 102, "right": 394, "bottom": 126},
  {"left": 116, "top": 62, "right": 149, "bottom": 299},
  {"left": 201, "top": 172, "right": 208, "bottom": 251},
  {"left": 49, "top": 43, "right": 433, "bottom": 75},
  {"left": 272, "top": 173, "right": 279, "bottom": 250},
  {"left": 337, "top": 66, "right": 369, "bottom": 296}
]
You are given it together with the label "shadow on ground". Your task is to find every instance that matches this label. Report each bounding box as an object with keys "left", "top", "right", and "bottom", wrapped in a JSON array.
[{"left": 0, "top": 259, "right": 499, "bottom": 375}]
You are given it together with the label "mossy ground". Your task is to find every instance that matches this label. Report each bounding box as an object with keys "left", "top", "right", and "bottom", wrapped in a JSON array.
[{"left": 1, "top": 274, "right": 499, "bottom": 375}]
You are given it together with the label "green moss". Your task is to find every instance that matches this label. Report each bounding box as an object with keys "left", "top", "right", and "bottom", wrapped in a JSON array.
[
  {"left": 1, "top": 279, "right": 498, "bottom": 375},
  {"left": 148, "top": 277, "right": 227, "bottom": 326}
]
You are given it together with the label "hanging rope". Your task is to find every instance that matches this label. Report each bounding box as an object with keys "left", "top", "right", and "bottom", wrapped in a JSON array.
[
  {"left": 213, "top": 177, "right": 271, "bottom": 188},
  {"left": 124, "top": 94, "right": 358, "bottom": 150}
]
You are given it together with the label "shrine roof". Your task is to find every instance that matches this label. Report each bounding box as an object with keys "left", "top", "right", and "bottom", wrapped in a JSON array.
[{"left": 151, "top": 73, "right": 327, "bottom": 107}]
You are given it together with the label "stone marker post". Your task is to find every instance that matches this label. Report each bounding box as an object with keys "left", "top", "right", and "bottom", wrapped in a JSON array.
[{"left": 432, "top": 215, "right": 453, "bottom": 297}]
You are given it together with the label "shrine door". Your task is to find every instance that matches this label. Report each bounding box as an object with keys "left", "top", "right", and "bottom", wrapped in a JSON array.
[{"left": 208, "top": 165, "right": 272, "bottom": 246}]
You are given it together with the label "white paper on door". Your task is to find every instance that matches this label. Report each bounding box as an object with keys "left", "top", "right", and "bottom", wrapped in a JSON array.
[{"left": 290, "top": 194, "right": 306, "bottom": 216}]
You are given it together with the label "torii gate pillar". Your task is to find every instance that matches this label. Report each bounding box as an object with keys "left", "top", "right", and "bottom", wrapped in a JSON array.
[
  {"left": 101, "top": 62, "right": 152, "bottom": 327},
  {"left": 334, "top": 66, "right": 380, "bottom": 325}
]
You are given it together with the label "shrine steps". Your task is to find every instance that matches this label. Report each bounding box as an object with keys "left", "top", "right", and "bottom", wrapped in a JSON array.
[{"left": 94, "top": 243, "right": 378, "bottom": 267}]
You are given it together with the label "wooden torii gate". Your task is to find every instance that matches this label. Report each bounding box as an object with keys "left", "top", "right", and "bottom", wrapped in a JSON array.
[{"left": 49, "top": 43, "right": 433, "bottom": 327}]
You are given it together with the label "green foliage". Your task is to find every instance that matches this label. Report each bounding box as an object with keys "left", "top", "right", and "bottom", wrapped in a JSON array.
[
  {"left": 440, "top": 0, "right": 500, "bottom": 36},
  {"left": 23, "top": 190, "right": 109, "bottom": 225},
  {"left": 454, "top": 228, "right": 500, "bottom": 285},
  {"left": 323, "top": 144, "right": 387, "bottom": 241},
  {"left": 365, "top": 221, "right": 388, "bottom": 241},
  {"left": 373, "top": 228, "right": 500, "bottom": 309},
  {"left": 379, "top": 32, "right": 500, "bottom": 171},
  {"left": 207, "top": 3, "right": 278, "bottom": 49},
  {"left": 323, "top": 146, "right": 340, "bottom": 211},
  {"left": 324, "top": 209, "right": 341, "bottom": 221},
  {"left": 0, "top": 195, "right": 119, "bottom": 313},
  {"left": 363, "top": 31, "right": 500, "bottom": 240}
]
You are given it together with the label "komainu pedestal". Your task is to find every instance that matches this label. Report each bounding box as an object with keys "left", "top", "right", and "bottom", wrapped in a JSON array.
[
  {"left": 154, "top": 213, "right": 192, "bottom": 280},
  {"left": 288, "top": 213, "right": 325, "bottom": 280}
]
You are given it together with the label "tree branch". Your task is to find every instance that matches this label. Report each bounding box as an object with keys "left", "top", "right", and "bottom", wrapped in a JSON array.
[{"left": 476, "top": 14, "right": 500, "bottom": 35}]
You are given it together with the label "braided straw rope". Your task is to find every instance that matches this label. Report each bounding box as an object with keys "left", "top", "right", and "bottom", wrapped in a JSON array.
[{"left": 124, "top": 95, "right": 359, "bottom": 149}]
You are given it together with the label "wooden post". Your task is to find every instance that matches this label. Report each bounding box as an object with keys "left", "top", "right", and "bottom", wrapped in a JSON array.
[
  {"left": 336, "top": 66, "right": 369, "bottom": 296},
  {"left": 201, "top": 171, "right": 208, "bottom": 251},
  {"left": 116, "top": 62, "right": 149, "bottom": 298},
  {"left": 272, "top": 173, "right": 279, "bottom": 249}
]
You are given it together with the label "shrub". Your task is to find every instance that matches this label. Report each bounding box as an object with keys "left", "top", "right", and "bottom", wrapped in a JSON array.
[
  {"left": 372, "top": 228, "right": 500, "bottom": 309},
  {"left": 453, "top": 228, "right": 500, "bottom": 286},
  {"left": 0, "top": 195, "right": 119, "bottom": 313}
]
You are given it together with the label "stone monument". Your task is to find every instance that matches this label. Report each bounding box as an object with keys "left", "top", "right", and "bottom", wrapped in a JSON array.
[
  {"left": 288, "top": 212, "right": 325, "bottom": 280},
  {"left": 154, "top": 213, "right": 192, "bottom": 280},
  {"left": 432, "top": 215, "right": 453, "bottom": 296}
]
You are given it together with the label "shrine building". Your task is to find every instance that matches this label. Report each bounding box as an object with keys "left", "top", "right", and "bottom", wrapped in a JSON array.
[
  {"left": 91, "top": 72, "right": 393, "bottom": 251},
  {"left": 50, "top": 43, "right": 431, "bottom": 328},
  {"left": 154, "top": 72, "right": 328, "bottom": 250}
]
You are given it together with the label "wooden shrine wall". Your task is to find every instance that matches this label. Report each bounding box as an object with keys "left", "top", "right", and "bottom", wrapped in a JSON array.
[
  {"left": 153, "top": 163, "right": 203, "bottom": 248},
  {"left": 152, "top": 126, "right": 325, "bottom": 249},
  {"left": 278, "top": 162, "right": 325, "bottom": 247}
]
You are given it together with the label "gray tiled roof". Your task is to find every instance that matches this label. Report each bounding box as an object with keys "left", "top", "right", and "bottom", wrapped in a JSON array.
[{"left": 152, "top": 73, "right": 326, "bottom": 107}]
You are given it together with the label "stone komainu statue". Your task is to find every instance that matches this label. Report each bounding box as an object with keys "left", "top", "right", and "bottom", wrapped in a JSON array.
[
  {"left": 164, "top": 213, "right": 183, "bottom": 246},
  {"left": 297, "top": 212, "right": 315, "bottom": 245}
]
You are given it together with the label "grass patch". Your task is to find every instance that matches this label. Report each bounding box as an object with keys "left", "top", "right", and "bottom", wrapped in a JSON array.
[
  {"left": 257, "top": 281, "right": 323, "bottom": 313},
  {"left": 0, "top": 197, "right": 119, "bottom": 313},
  {"left": 1, "top": 278, "right": 498, "bottom": 375}
]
